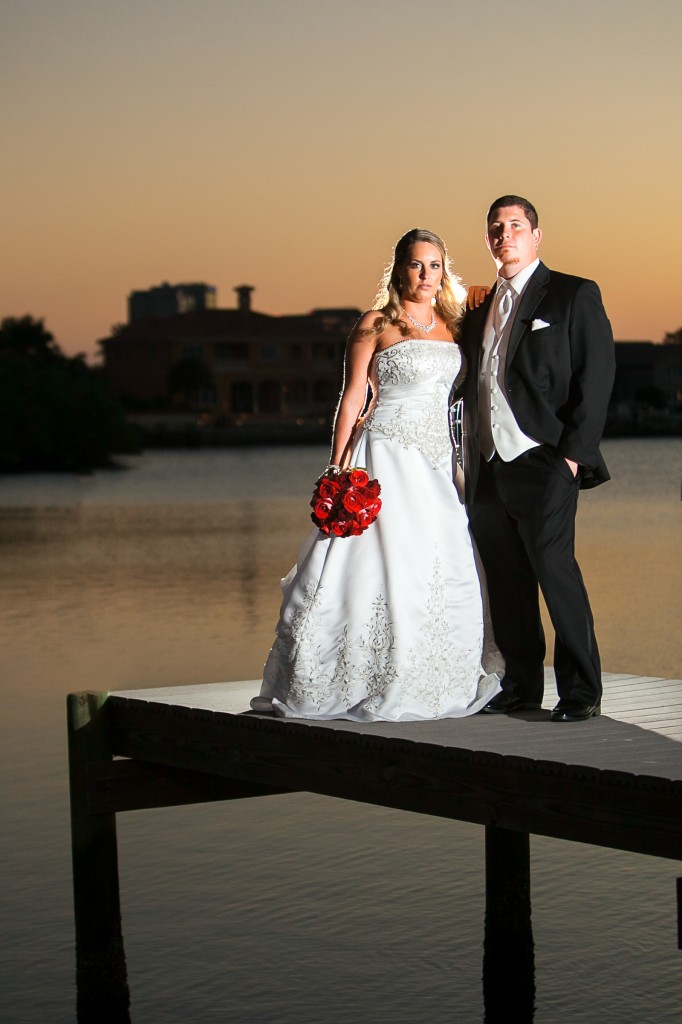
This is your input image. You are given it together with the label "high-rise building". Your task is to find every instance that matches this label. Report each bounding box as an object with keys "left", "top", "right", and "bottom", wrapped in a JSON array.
[{"left": 128, "top": 282, "right": 217, "bottom": 322}]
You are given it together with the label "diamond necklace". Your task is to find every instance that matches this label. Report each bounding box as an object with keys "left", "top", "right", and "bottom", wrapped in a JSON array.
[{"left": 401, "top": 306, "right": 436, "bottom": 333}]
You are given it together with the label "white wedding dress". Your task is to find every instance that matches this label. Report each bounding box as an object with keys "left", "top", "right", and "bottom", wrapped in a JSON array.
[{"left": 251, "top": 338, "right": 503, "bottom": 722}]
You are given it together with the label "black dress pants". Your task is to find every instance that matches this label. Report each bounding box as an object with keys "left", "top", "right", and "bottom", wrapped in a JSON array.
[{"left": 467, "top": 447, "right": 602, "bottom": 706}]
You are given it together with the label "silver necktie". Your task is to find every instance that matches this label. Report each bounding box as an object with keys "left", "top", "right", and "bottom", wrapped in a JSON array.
[{"left": 493, "top": 280, "right": 513, "bottom": 338}]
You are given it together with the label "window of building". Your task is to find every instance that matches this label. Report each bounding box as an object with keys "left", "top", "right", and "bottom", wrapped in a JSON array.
[
  {"left": 312, "top": 343, "right": 335, "bottom": 363},
  {"left": 260, "top": 343, "right": 282, "bottom": 362},
  {"left": 313, "top": 379, "right": 336, "bottom": 406},
  {"left": 183, "top": 344, "right": 204, "bottom": 361},
  {"left": 232, "top": 381, "right": 254, "bottom": 414},
  {"left": 216, "top": 342, "right": 249, "bottom": 365},
  {"left": 286, "top": 380, "right": 308, "bottom": 408},
  {"left": 190, "top": 388, "right": 216, "bottom": 409},
  {"left": 290, "top": 344, "right": 307, "bottom": 361},
  {"left": 258, "top": 380, "right": 281, "bottom": 413}
]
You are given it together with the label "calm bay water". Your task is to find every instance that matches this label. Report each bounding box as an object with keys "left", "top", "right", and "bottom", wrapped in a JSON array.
[{"left": 0, "top": 439, "right": 680, "bottom": 1023}]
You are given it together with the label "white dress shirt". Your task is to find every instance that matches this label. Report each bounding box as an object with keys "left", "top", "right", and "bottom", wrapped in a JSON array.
[{"left": 478, "top": 258, "right": 541, "bottom": 462}]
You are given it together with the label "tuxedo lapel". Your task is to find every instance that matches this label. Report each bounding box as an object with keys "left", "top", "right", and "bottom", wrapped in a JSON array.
[{"left": 506, "top": 262, "right": 550, "bottom": 365}]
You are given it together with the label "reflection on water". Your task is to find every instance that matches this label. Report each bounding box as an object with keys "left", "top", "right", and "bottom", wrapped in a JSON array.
[
  {"left": 1, "top": 500, "right": 305, "bottom": 697},
  {"left": 0, "top": 440, "right": 680, "bottom": 1023}
]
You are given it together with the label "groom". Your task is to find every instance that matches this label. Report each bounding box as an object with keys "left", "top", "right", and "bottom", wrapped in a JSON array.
[{"left": 460, "top": 195, "right": 615, "bottom": 721}]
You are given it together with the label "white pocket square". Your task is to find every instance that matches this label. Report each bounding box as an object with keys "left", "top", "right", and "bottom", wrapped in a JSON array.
[{"left": 531, "top": 318, "right": 551, "bottom": 331}]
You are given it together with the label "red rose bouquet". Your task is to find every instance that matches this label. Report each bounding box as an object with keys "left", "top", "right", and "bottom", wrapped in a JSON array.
[{"left": 310, "top": 467, "right": 382, "bottom": 538}]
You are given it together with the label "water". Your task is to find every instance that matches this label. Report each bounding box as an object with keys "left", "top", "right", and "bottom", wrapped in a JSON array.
[{"left": 0, "top": 440, "right": 680, "bottom": 1023}]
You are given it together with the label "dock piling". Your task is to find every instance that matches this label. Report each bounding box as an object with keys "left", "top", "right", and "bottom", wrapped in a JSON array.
[
  {"left": 67, "top": 692, "right": 131, "bottom": 1023},
  {"left": 483, "top": 825, "right": 535, "bottom": 1022}
]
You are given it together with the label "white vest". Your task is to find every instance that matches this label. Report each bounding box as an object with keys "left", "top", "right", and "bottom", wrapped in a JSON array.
[{"left": 478, "top": 261, "right": 541, "bottom": 462}]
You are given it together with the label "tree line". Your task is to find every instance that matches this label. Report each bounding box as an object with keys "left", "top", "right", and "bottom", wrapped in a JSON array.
[
  {"left": 0, "top": 316, "right": 138, "bottom": 472},
  {"left": 2, "top": 315, "right": 679, "bottom": 472}
]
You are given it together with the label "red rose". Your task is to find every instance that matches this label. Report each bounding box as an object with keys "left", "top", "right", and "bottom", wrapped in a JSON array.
[
  {"left": 355, "top": 509, "right": 374, "bottom": 528},
  {"left": 342, "top": 489, "right": 366, "bottom": 514},
  {"left": 313, "top": 498, "right": 334, "bottom": 520},
  {"left": 348, "top": 468, "right": 369, "bottom": 487},
  {"left": 318, "top": 477, "right": 342, "bottom": 499}
]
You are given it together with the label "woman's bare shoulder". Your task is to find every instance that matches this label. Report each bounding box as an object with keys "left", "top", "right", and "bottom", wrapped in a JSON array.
[
  {"left": 346, "top": 310, "right": 386, "bottom": 348},
  {"left": 354, "top": 310, "right": 385, "bottom": 333}
]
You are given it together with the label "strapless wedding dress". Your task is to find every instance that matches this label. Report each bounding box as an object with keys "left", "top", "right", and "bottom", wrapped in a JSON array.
[{"left": 251, "top": 339, "right": 503, "bottom": 722}]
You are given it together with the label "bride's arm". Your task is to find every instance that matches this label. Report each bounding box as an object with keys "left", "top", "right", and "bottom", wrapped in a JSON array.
[
  {"left": 328, "top": 313, "right": 380, "bottom": 469},
  {"left": 467, "top": 284, "right": 490, "bottom": 309}
]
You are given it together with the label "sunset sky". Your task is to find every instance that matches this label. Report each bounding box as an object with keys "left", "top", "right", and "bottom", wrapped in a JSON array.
[{"left": 3, "top": 0, "right": 680, "bottom": 359}]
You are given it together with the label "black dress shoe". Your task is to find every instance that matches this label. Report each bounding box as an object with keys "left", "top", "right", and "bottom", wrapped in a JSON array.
[
  {"left": 550, "top": 701, "right": 601, "bottom": 722},
  {"left": 481, "top": 691, "right": 542, "bottom": 714}
]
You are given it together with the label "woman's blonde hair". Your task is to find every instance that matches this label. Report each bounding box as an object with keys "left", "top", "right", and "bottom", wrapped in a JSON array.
[{"left": 365, "top": 227, "right": 466, "bottom": 337}]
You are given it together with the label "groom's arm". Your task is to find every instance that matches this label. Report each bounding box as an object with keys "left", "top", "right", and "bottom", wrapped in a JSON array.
[{"left": 558, "top": 278, "right": 615, "bottom": 469}]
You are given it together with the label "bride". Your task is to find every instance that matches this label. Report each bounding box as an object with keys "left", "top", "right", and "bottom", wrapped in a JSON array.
[{"left": 251, "top": 228, "right": 503, "bottom": 721}]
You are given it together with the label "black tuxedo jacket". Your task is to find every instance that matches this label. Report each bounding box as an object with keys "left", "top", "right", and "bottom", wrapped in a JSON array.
[{"left": 458, "top": 261, "right": 615, "bottom": 500}]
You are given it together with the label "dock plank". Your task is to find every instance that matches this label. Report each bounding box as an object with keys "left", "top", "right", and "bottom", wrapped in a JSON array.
[{"left": 105, "top": 671, "right": 682, "bottom": 861}]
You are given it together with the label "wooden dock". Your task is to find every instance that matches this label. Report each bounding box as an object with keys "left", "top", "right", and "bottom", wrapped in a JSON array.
[{"left": 68, "top": 669, "right": 682, "bottom": 1021}]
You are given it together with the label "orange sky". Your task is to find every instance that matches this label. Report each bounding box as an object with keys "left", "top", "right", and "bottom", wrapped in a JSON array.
[{"left": 2, "top": 0, "right": 680, "bottom": 358}]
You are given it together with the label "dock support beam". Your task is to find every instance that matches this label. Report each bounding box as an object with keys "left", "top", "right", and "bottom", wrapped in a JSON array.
[
  {"left": 68, "top": 693, "right": 130, "bottom": 1023},
  {"left": 483, "top": 825, "right": 535, "bottom": 1022}
]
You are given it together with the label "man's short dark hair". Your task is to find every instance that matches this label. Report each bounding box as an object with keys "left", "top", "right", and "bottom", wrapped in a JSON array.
[{"left": 487, "top": 195, "right": 539, "bottom": 230}]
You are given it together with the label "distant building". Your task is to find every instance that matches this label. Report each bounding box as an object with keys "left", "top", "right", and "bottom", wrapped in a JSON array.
[
  {"left": 102, "top": 285, "right": 361, "bottom": 434},
  {"left": 612, "top": 341, "right": 681, "bottom": 406},
  {"left": 103, "top": 290, "right": 682, "bottom": 439},
  {"left": 607, "top": 341, "right": 682, "bottom": 432},
  {"left": 128, "top": 282, "right": 217, "bottom": 322}
]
